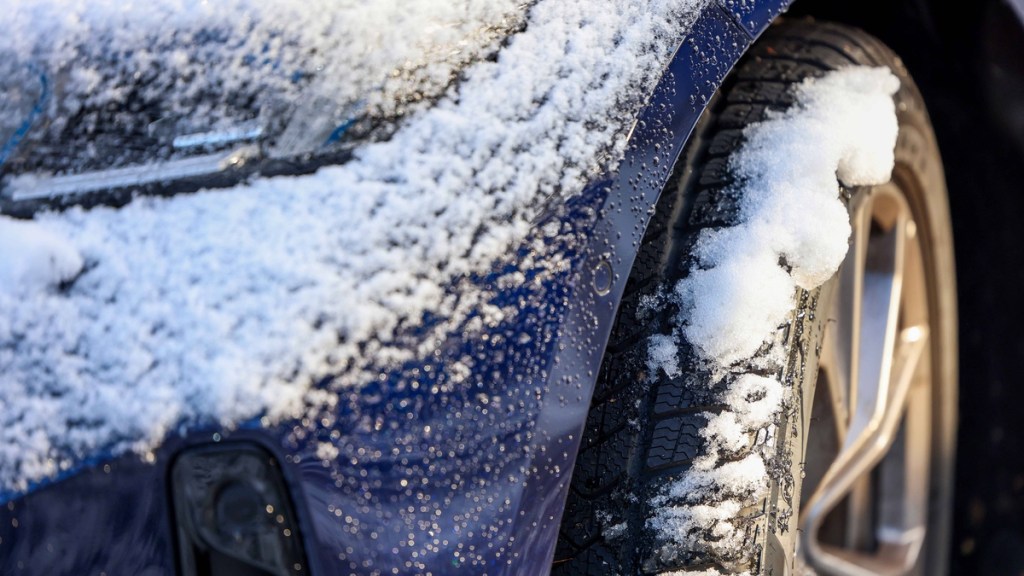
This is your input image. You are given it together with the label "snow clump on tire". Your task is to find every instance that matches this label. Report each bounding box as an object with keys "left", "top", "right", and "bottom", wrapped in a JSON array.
[{"left": 646, "top": 66, "right": 901, "bottom": 567}]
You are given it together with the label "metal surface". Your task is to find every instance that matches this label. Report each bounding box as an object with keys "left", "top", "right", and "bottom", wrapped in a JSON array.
[
  {"left": 6, "top": 145, "right": 259, "bottom": 201},
  {"left": 0, "top": 2, "right": 794, "bottom": 575},
  {"left": 800, "top": 185, "right": 934, "bottom": 576}
]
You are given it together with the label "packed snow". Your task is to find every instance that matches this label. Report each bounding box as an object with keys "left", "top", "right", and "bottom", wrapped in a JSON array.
[
  {"left": 0, "top": 216, "right": 82, "bottom": 296},
  {"left": 0, "top": 0, "right": 711, "bottom": 492},
  {"left": 679, "top": 67, "right": 901, "bottom": 367},
  {"left": 647, "top": 67, "right": 900, "bottom": 565}
]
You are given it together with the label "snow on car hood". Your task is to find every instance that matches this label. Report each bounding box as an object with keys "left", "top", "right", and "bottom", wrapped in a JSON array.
[
  {"left": 0, "top": 0, "right": 711, "bottom": 493},
  {"left": 1, "top": 0, "right": 527, "bottom": 137},
  {"left": 0, "top": 0, "right": 530, "bottom": 182}
]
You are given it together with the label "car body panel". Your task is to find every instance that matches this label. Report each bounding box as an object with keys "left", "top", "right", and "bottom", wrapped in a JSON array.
[{"left": 0, "top": 1, "right": 792, "bottom": 574}]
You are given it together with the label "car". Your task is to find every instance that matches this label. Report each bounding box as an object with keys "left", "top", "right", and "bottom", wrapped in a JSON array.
[{"left": 0, "top": 1, "right": 1020, "bottom": 575}]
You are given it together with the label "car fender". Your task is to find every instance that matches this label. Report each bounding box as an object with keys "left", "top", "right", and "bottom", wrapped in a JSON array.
[
  {"left": 493, "top": 0, "right": 791, "bottom": 570},
  {"left": 0, "top": 2, "right": 794, "bottom": 575}
]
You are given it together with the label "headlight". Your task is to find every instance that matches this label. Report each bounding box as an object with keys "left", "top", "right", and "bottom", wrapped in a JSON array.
[{"left": 171, "top": 443, "right": 310, "bottom": 576}]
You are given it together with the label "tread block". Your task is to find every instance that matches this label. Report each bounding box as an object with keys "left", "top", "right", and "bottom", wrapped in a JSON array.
[
  {"left": 717, "top": 103, "right": 769, "bottom": 129},
  {"left": 697, "top": 157, "right": 734, "bottom": 188},
  {"left": 732, "top": 57, "right": 829, "bottom": 83},
  {"left": 592, "top": 351, "right": 644, "bottom": 402},
  {"left": 558, "top": 490, "right": 618, "bottom": 548},
  {"left": 582, "top": 382, "right": 637, "bottom": 441},
  {"left": 707, "top": 129, "right": 745, "bottom": 157},
  {"left": 689, "top": 186, "right": 744, "bottom": 228},
  {"left": 652, "top": 376, "right": 705, "bottom": 417},
  {"left": 646, "top": 414, "right": 705, "bottom": 470},
  {"left": 726, "top": 80, "right": 796, "bottom": 107},
  {"left": 573, "top": 425, "right": 633, "bottom": 496},
  {"left": 746, "top": 37, "right": 860, "bottom": 69}
]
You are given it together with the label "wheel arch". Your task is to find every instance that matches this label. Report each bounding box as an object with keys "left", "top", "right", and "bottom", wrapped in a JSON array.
[{"left": 522, "top": 0, "right": 793, "bottom": 570}]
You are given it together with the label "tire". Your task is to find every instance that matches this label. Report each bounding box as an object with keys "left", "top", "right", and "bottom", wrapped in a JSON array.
[{"left": 553, "top": 20, "right": 957, "bottom": 576}]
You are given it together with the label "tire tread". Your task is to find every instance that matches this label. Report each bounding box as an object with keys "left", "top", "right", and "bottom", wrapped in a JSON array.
[{"left": 553, "top": 19, "right": 904, "bottom": 574}]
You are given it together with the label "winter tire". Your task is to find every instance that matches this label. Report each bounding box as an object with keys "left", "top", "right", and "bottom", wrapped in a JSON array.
[{"left": 554, "top": 19, "right": 957, "bottom": 576}]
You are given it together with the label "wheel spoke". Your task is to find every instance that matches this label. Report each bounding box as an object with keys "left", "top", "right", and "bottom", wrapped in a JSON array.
[
  {"left": 848, "top": 190, "right": 907, "bottom": 453},
  {"left": 816, "top": 194, "right": 871, "bottom": 448},
  {"left": 800, "top": 187, "right": 933, "bottom": 576}
]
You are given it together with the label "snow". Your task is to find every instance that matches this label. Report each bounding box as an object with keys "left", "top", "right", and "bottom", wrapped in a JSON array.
[
  {"left": 676, "top": 251, "right": 795, "bottom": 366},
  {"left": 0, "top": 216, "right": 82, "bottom": 296},
  {"left": 721, "top": 374, "right": 785, "bottom": 431},
  {"left": 647, "top": 67, "right": 900, "bottom": 563},
  {"left": 604, "top": 521, "right": 628, "bottom": 541},
  {"left": 663, "top": 569, "right": 750, "bottom": 576},
  {"left": 699, "top": 374, "right": 784, "bottom": 458},
  {"left": 679, "top": 66, "right": 900, "bottom": 367},
  {"left": 0, "top": 0, "right": 711, "bottom": 492},
  {"left": 2, "top": 0, "right": 529, "bottom": 139},
  {"left": 648, "top": 333, "right": 683, "bottom": 379}
]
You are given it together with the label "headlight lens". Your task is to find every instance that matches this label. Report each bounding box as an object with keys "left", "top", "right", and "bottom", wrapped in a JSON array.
[{"left": 171, "top": 443, "right": 309, "bottom": 576}]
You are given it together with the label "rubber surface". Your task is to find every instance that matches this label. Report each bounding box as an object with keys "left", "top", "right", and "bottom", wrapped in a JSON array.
[{"left": 553, "top": 19, "right": 948, "bottom": 576}]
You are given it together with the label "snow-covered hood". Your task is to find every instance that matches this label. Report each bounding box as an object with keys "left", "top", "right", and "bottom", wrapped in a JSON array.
[{"left": 0, "top": 0, "right": 714, "bottom": 497}]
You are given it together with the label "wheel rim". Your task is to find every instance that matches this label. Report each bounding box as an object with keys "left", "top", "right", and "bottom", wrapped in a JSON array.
[{"left": 798, "top": 181, "right": 935, "bottom": 576}]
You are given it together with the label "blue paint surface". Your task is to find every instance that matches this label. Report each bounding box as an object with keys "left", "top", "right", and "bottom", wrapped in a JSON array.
[
  {"left": 0, "top": 70, "right": 48, "bottom": 171},
  {"left": 0, "top": 1, "right": 790, "bottom": 574}
]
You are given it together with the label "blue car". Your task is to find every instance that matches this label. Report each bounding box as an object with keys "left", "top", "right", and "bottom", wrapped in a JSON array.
[{"left": 1, "top": 0, "right": 1020, "bottom": 575}]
